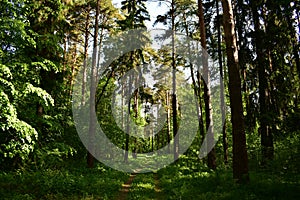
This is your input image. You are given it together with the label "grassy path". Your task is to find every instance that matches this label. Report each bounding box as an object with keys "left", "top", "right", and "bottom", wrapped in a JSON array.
[
  {"left": 115, "top": 173, "right": 138, "bottom": 200},
  {"left": 116, "top": 172, "right": 165, "bottom": 200},
  {"left": 153, "top": 173, "right": 165, "bottom": 200}
]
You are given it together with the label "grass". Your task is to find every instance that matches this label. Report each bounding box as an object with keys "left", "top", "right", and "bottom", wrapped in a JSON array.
[
  {"left": 1, "top": 156, "right": 299, "bottom": 200},
  {"left": 127, "top": 173, "right": 156, "bottom": 200},
  {"left": 0, "top": 160, "right": 129, "bottom": 200},
  {"left": 0, "top": 134, "right": 299, "bottom": 200},
  {"left": 157, "top": 155, "right": 300, "bottom": 200},
  {"left": 1, "top": 153, "right": 299, "bottom": 200}
]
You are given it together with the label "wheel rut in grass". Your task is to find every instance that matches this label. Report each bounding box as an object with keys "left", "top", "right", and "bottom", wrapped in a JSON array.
[
  {"left": 154, "top": 173, "right": 165, "bottom": 200},
  {"left": 116, "top": 173, "right": 137, "bottom": 200},
  {"left": 116, "top": 172, "right": 164, "bottom": 200}
]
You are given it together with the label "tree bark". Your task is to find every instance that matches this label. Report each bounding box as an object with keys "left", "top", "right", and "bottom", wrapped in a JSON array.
[
  {"left": 87, "top": 0, "right": 101, "bottom": 168},
  {"left": 250, "top": 0, "right": 274, "bottom": 162},
  {"left": 182, "top": 11, "right": 206, "bottom": 158},
  {"left": 198, "top": 0, "right": 216, "bottom": 170},
  {"left": 171, "top": 0, "right": 179, "bottom": 161},
  {"left": 133, "top": 76, "right": 139, "bottom": 159},
  {"left": 81, "top": 6, "right": 91, "bottom": 107},
  {"left": 124, "top": 65, "right": 133, "bottom": 163},
  {"left": 221, "top": 0, "right": 249, "bottom": 183},
  {"left": 166, "top": 91, "right": 171, "bottom": 153},
  {"left": 216, "top": 0, "right": 228, "bottom": 164}
]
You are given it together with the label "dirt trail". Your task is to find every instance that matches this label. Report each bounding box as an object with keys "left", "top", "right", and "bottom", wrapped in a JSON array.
[
  {"left": 115, "top": 173, "right": 137, "bottom": 200},
  {"left": 154, "top": 173, "right": 165, "bottom": 200},
  {"left": 116, "top": 172, "right": 164, "bottom": 200}
]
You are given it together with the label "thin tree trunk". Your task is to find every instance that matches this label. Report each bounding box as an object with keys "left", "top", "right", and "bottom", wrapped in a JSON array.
[
  {"left": 122, "top": 84, "right": 125, "bottom": 130},
  {"left": 87, "top": 0, "right": 101, "bottom": 168},
  {"left": 125, "top": 72, "right": 132, "bottom": 163},
  {"left": 171, "top": 0, "right": 179, "bottom": 161},
  {"left": 151, "top": 120, "right": 154, "bottom": 152},
  {"left": 81, "top": 6, "right": 91, "bottom": 106},
  {"left": 133, "top": 76, "right": 139, "bottom": 159},
  {"left": 95, "top": 69, "right": 114, "bottom": 107},
  {"left": 296, "top": 5, "right": 300, "bottom": 76},
  {"left": 96, "top": 22, "right": 105, "bottom": 83},
  {"left": 166, "top": 90, "right": 171, "bottom": 153},
  {"left": 63, "top": 35, "right": 67, "bottom": 76},
  {"left": 69, "top": 43, "right": 77, "bottom": 96},
  {"left": 156, "top": 104, "right": 160, "bottom": 151},
  {"left": 196, "top": 72, "right": 205, "bottom": 142},
  {"left": 198, "top": 0, "right": 216, "bottom": 170},
  {"left": 251, "top": 0, "right": 274, "bottom": 162},
  {"left": 216, "top": 0, "right": 228, "bottom": 164},
  {"left": 191, "top": 66, "right": 205, "bottom": 142},
  {"left": 236, "top": 0, "right": 251, "bottom": 132},
  {"left": 124, "top": 50, "right": 136, "bottom": 162},
  {"left": 182, "top": 11, "right": 206, "bottom": 155},
  {"left": 221, "top": 0, "right": 249, "bottom": 183},
  {"left": 286, "top": 7, "right": 300, "bottom": 79}
]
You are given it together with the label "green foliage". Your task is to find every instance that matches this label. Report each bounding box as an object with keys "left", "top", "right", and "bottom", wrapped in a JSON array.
[
  {"left": 118, "top": 0, "right": 150, "bottom": 30},
  {"left": 0, "top": 0, "right": 65, "bottom": 168},
  {"left": 0, "top": 2, "right": 299, "bottom": 198},
  {"left": 0, "top": 65, "right": 39, "bottom": 166},
  {"left": 23, "top": 83, "right": 54, "bottom": 107},
  {"left": 32, "top": 142, "right": 77, "bottom": 169},
  {"left": 128, "top": 173, "right": 156, "bottom": 200},
  {"left": 0, "top": 162, "right": 129, "bottom": 200},
  {"left": 157, "top": 153, "right": 300, "bottom": 200}
]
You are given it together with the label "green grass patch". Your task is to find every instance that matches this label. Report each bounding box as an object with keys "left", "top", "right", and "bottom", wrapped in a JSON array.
[
  {"left": 128, "top": 173, "right": 156, "bottom": 200},
  {"left": 157, "top": 156, "right": 300, "bottom": 200},
  {"left": 0, "top": 161, "right": 129, "bottom": 200}
]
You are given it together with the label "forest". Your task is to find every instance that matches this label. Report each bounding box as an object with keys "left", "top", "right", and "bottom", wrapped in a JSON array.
[{"left": 0, "top": 0, "right": 299, "bottom": 199}]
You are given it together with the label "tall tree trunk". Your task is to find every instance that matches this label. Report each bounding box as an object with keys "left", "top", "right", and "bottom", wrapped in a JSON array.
[
  {"left": 151, "top": 118, "right": 154, "bottom": 152},
  {"left": 133, "top": 76, "right": 139, "bottom": 159},
  {"left": 166, "top": 91, "right": 171, "bottom": 153},
  {"left": 156, "top": 104, "right": 160, "bottom": 151},
  {"left": 191, "top": 66, "right": 205, "bottom": 145},
  {"left": 122, "top": 84, "right": 125, "bottom": 131},
  {"left": 124, "top": 68, "right": 132, "bottom": 163},
  {"left": 198, "top": 0, "right": 216, "bottom": 170},
  {"left": 69, "top": 43, "right": 77, "bottom": 96},
  {"left": 296, "top": 7, "right": 300, "bottom": 77},
  {"left": 87, "top": 0, "right": 101, "bottom": 168},
  {"left": 251, "top": 0, "right": 274, "bottom": 162},
  {"left": 196, "top": 73, "right": 206, "bottom": 142},
  {"left": 171, "top": 0, "right": 179, "bottom": 161},
  {"left": 182, "top": 11, "right": 206, "bottom": 157},
  {"left": 96, "top": 24, "right": 105, "bottom": 83},
  {"left": 221, "top": 0, "right": 249, "bottom": 183},
  {"left": 63, "top": 35, "right": 67, "bottom": 76},
  {"left": 286, "top": 6, "right": 300, "bottom": 79},
  {"left": 216, "top": 0, "right": 228, "bottom": 164},
  {"left": 236, "top": 0, "right": 250, "bottom": 132},
  {"left": 81, "top": 6, "right": 91, "bottom": 106}
]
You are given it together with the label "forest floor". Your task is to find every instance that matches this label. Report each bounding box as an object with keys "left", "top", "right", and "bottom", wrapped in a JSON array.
[
  {"left": 116, "top": 173, "right": 138, "bottom": 200},
  {"left": 115, "top": 170, "right": 164, "bottom": 200},
  {"left": 1, "top": 134, "right": 300, "bottom": 200},
  {"left": 1, "top": 153, "right": 299, "bottom": 200}
]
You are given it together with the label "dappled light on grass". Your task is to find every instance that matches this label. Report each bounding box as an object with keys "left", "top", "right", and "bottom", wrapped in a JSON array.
[
  {"left": 0, "top": 161, "right": 129, "bottom": 200},
  {"left": 157, "top": 154, "right": 300, "bottom": 200},
  {"left": 0, "top": 141, "right": 299, "bottom": 200},
  {"left": 128, "top": 174, "right": 156, "bottom": 200}
]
